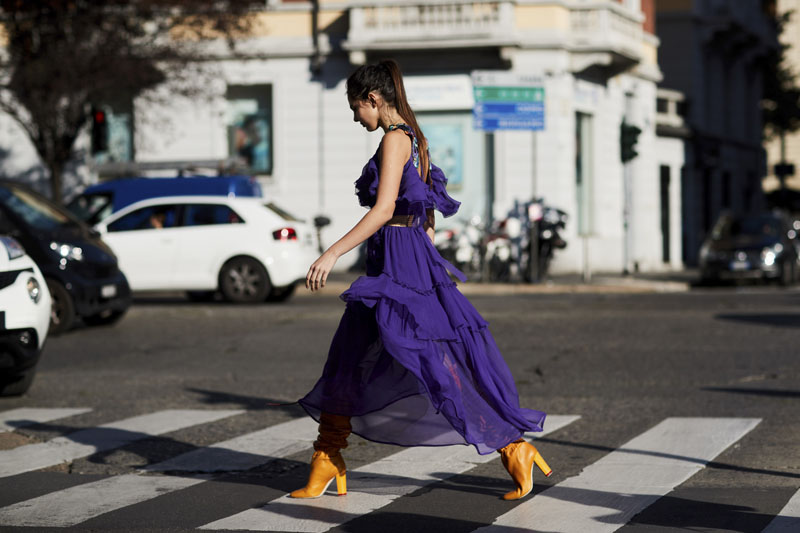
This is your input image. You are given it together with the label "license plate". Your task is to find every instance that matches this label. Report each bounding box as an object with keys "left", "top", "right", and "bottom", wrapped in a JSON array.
[
  {"left": 101, "top": 284, "right": 117, "bottom": 298},
  {"left": 730, "top": 260, "right": 750, "bottom": 271}
]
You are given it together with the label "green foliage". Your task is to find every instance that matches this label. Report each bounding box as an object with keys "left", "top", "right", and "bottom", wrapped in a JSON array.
[
  {"left": 763, "top": 9, "right": 800, "bottom": 139},
  {"left": 0, "top": 0, "right": 259, "bottom": 203}
]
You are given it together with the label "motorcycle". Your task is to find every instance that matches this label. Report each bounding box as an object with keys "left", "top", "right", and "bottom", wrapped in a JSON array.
[
  {"left": 522, "top": 199, "right": 568, "bottom": 282},
  {"left": 434, "top": 215, "right": 484, "bottom": 280}
]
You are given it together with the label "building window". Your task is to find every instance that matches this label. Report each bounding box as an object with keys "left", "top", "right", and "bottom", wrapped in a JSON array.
[{"left": 226, "top": 85, "right": 273, "bottom": 175}]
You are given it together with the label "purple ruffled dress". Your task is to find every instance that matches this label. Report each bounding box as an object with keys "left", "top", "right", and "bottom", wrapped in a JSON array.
[{"left": 299, "top": 125, "right": 545, "bottom": 455}]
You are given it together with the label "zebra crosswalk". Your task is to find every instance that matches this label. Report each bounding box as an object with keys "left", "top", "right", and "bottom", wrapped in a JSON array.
[{"left": 0, "top": 407, "right": 797, "bottom": 532}]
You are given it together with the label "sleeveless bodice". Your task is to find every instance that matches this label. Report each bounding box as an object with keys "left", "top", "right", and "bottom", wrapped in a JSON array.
[{"left": 354, "top": 124, "right": 460, "bottom": 225}]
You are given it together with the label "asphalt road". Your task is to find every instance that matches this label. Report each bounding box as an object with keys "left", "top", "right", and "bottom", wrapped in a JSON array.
[{"left": 0, "top": 283, "right": 799, "bottom": 532}]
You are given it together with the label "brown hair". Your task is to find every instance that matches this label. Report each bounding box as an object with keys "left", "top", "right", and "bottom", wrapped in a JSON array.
[{"left": 346, "top": 59, "right": 430, "bottom": 182}]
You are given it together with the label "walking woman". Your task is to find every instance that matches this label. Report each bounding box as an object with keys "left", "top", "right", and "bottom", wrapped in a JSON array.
[{"left": 294, "top": 59, "right": 550, "bottom": 501}]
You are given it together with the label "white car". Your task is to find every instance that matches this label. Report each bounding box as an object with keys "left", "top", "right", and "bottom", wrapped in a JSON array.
[
  {"left": 95, "top": 196, "right": 317, "bottom": 302},
  {"left": 0, "top": 236, "right": 51, "bottom": 396}
]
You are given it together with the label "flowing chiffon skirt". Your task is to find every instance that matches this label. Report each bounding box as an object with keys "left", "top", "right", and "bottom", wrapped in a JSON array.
[{"left": 299, "top": 224, "right": 546, "bottom": 455}]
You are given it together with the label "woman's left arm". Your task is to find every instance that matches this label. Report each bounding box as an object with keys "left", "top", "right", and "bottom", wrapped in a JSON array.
[{"left": 306, "top": 130, "right": 409, "bottom": 291}]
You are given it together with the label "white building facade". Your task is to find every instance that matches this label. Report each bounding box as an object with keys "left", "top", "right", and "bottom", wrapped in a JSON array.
[{"left": 2, "top": 0, "right": 673, "bottom": 275}]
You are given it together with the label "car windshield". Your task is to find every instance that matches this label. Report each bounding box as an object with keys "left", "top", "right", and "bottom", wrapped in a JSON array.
[
  {"left": 0, "top": 185, "right": 73, "bottom": 231},
  {"left": 712, "top": 215, "right": 781, "bottom": 241},
  {"left": 67, "top": 193, "right": 112, "bottom": 224}
]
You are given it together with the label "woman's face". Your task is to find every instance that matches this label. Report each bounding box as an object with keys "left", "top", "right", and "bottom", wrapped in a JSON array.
[{"left": 349, "top": 94, "right": 380, "bottom": 132}]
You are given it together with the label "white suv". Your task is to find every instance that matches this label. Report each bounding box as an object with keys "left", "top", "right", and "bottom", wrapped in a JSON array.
[
  {"left": 0, "top": 236, "right": 51, "bottom": 395},
  {"left": 96, "top": 196, "right": 316, "bottom": 303}
]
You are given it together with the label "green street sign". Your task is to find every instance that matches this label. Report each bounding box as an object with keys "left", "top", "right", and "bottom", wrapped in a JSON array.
[{"left": 474, "top": 86, "right": 545, "bottom": 103}]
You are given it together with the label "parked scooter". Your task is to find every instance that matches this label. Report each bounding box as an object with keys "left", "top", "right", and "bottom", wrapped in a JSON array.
[
  {"left": 434, "top": 215, "right": 485, "bottom": 280},
  {"left": 522, "top": 199, "right": 568, "bottom": 282}
]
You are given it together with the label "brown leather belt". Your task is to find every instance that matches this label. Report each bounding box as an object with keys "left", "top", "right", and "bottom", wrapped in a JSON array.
[{"left": 385, "top": 214, "right": 415, "bottom": 227}]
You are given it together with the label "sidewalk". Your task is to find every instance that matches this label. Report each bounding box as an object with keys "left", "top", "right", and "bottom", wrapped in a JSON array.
[{"left": 300, "top": 269, "right": 694, "bottom": 297}]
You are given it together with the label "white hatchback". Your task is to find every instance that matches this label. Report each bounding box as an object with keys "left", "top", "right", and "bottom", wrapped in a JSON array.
[
  {"left": 96, "top": 196, "right": 317, "bottom": 302},
  {"left": 0, "top": 236, "right": 51, "bottom": 395}
]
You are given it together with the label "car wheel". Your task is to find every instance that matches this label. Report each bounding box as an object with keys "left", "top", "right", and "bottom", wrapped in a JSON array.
[
  {"left": 46, "top": 279, "right": 75, "bottom": 335},
  {"left": 83, "top": 309, "right": 127, "bottom": 327},
  {"left": 267, "top": 283, "right": 296, "bottom": 302},
  {"left": 218, "top": 257, "right": 271, "bottom": 303},
  {"left": 0, "top": 367, "right": 37, "bottom": 396}
]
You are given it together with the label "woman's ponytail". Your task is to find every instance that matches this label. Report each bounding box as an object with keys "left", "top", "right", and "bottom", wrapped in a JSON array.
[{"left": 378, "top": 60, "right": 430, "bottom": 183}]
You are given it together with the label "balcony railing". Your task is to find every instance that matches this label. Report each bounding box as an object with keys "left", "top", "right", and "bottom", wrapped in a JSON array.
[
  {"left": 346, "top": 1, "right": 514, "bottom": 59},
  {"left": 345, "top": 0, "right": 647, "bottom": 74},
  {"left": 569, "top": 3, "right": 644, "bottom": 61}
]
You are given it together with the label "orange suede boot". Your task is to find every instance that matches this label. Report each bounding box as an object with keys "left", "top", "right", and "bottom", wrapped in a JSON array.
[
  {"left": 499, "top": 438, "right": 552, "bottom": 501},
  {"left": 290, "top": 413, "right": 351, "bottom": 498}
]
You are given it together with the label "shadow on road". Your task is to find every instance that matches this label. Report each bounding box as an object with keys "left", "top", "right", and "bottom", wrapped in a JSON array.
[
  {"left": 186, "top": 387, "right": 303, "bottom": 415},
  {"left": 701, "top": 386, "right": 800, "bottom": 399},
  {"left": 534, "top": 436, "right": 800, "bottom": 480},
  {"left": 714, "top": 313, "right": 800, "bottom": 328}
]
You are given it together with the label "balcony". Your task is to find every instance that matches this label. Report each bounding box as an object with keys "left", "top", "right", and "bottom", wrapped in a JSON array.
[
  {"left": 344, "top": 1, "right": 515, "bottom": 64},
  {"left": 568, "top": 2, "right": 646, "bottom": 78},
  {"left": 343, "top": 1, "right": 650, "bottom": 78}
]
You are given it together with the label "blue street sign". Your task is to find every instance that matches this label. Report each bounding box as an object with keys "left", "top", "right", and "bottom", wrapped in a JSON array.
[{"left": 472, "top": 83, "right": 545, "bottom": 131}]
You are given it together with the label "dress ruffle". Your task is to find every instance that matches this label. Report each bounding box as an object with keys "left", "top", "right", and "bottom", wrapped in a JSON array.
[
  {"left": 426, "top": 164, "right": 460, "bottom": 218},
  {"left": 354, "top": 149, "right": 461, "bottom": 218},
  {"left": 355, "top": 157, "right": 380, "bottom": 208}
]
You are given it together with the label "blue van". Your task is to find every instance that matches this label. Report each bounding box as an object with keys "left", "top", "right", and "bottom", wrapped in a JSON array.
[{"left": 67, "top": 175, "right": 262, "bottom": 225}]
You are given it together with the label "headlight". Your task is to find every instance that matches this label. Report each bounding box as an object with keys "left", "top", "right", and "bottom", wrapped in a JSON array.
[
  {"left": 26, "top": 277, "right": 41, "bottom": 303},
  {"left": 761, "top": 244, "right": 783, "bottom": 267},
  {"left": 0, "top": 236, "right": 25, "bottom": 260},
  {"left": 50, "top": 241, "right": 83, "bottom": 261}
]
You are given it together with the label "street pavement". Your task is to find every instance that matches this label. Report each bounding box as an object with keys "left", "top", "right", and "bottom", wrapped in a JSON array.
[{"left": 0, "top": 278, "right": 798, "bottom": 532}]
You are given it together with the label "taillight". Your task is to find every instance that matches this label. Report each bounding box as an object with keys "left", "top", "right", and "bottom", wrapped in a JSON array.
[{"left": 272, "top": 227, "right": 298, "bottom": 241}]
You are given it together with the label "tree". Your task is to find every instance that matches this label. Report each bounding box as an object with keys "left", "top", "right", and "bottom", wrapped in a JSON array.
[
  {"left": 0, "top": 0, "right": 259, "bottom": 204},
  {"left": 763, "top": 9, "right": 800, "bottom": 192}
]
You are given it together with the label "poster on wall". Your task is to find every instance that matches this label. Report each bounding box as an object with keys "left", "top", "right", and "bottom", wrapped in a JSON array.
[
  {"left": 227, "top": 99, "right": 271, "bottom": 173},
  {"left": 422, "top": 122, "right": 464, "bottom": 190}
]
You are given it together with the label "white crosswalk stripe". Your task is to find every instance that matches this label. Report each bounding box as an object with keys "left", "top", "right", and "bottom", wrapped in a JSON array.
[
  {"left": 0, "top": 412, "right": 781, "bottom": 532},
  {"left": 0, "top": 409, "right": 243, "bottom": 478},
  {"left": 0, "top": 416, "right": 318, "bottom": 527},
  {"left": 198, "top": 415, "right": 581, "bottom": 532},
  {"left": 0, "top": 474, "right": 204, "bottom": 528},
  {"left": 473, "top": 417, "right": 761, "bottom": 533},
  {"left": 762, "top": 487, "right": 800, "bottom": 532},
  {"left": 0, "top": 408, "right": 92, "bottom": 433}
]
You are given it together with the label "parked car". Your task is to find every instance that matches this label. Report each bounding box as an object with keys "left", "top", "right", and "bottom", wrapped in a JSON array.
[
  {"left": 66, "top": 175, "right": 263, "bottom": 226},
  {"left": 699, "top": 211, "right": 800, "bottom": 285},
  {"left": 0, "top": 236, "right": 51, "bottom": 395},
  {"left": 95, "top": 196, "right": 316, "bottom": 302},
  {"left": 0, "top": 180, "right": 132, "bottom": 334}
]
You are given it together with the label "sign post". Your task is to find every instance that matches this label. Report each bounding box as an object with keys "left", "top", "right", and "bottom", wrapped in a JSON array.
[{"left": 472, "top": 71, "right": 546, "bottom": 282}]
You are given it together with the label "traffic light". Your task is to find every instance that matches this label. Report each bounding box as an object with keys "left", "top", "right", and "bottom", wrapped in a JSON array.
[
  {"left": 91, "top": 107, "right": 108, "bottom": 155},
  {"left": 620, "top": 121, "right": 641, "bottom": 163}
]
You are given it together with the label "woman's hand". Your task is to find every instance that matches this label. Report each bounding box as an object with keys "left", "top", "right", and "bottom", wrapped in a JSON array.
[{"left": 306, "top": 249, "right": 339, "bottom": 291}]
